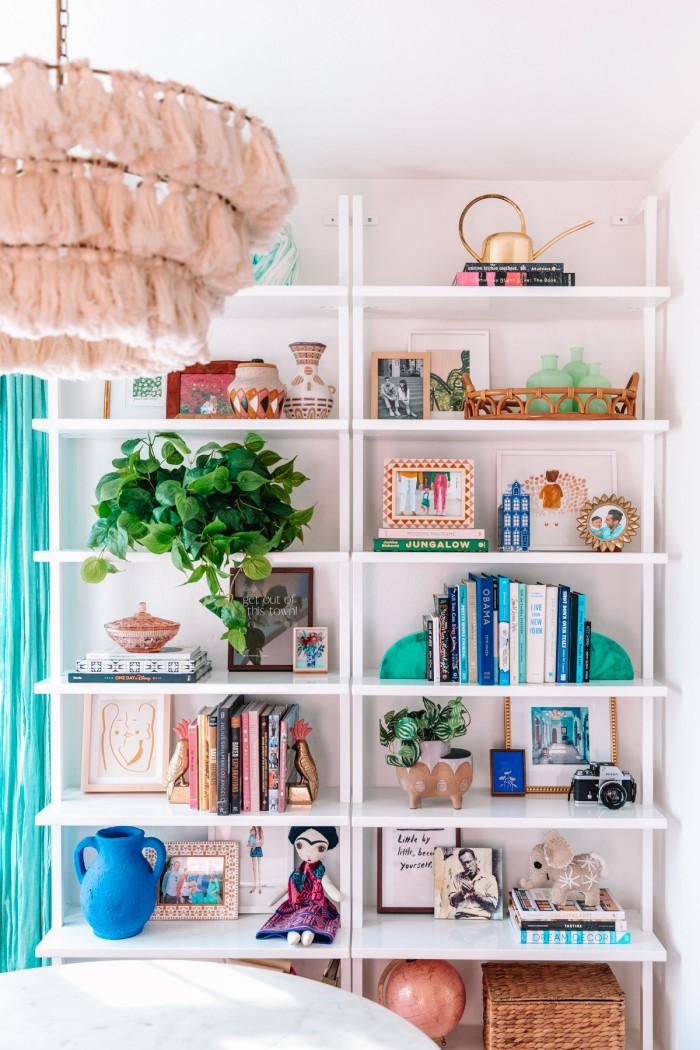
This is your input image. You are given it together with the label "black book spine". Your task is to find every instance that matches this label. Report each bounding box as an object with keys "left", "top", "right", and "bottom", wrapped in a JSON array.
[
  {"left": 434, "top": 596, "right": 450, "bottom": 682},
  {"left": 583, "top": 620, "right": 592, "bottom": 682},
  {"left": 424, "top": 616, "right": 434, "bottom": 681},
  {"left": 447, "top": 586, "right": 459, "bottom": 682},
  {"left": 217, "top": 704, "right": 232, "bottom": 816},
  {"left": 260, "top": 710, "right": 270, "bottom": 812}
]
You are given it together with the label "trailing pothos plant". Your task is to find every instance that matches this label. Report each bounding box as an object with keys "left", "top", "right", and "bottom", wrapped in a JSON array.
[
  {"left": 378, "top": 696, "right": 470, "bottom": 768},
  {"left": 80, "top": 431, "right": 313, "bottom": 654}
]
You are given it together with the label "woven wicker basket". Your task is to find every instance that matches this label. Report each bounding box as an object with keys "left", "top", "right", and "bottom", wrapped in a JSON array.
[
  {"left": 482, "top": 962, "right": 625, "bottom": 1050},
  {"left": 463, "top": 372, "right": 639, "bottom": 419}
]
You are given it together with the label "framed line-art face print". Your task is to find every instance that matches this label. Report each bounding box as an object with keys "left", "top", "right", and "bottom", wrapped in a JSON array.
[
  {"left": 497, "top": 450, "right": 617, "bottom": 551},
  {"left": 382, "top": 458, "right": 475, "bottom": 530},
  {"left": 377, "top": 826, "right": 461, "bottom": 913},
  {"left": 146, "top": 840, "right": 239, "bottom": 920},
  {"left": 408, "top": 330, "right": 490, "bottom": 419},
  {"left": 81, "top": 694, "right": 171, "bottom": 792},
  {"left": 504, "top": 696, "right": 618, "bottom": 794},
  {"left": 228, "top": 567, "right": 313, "bottom": 671}
]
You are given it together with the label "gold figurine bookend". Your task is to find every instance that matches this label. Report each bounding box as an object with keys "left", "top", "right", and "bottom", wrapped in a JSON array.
[
  {"left": 167, "top": 719, "right": 190, "bottom": 804},
  {"left": 287, "top": 719, "right": 319, "bottom": 808}
]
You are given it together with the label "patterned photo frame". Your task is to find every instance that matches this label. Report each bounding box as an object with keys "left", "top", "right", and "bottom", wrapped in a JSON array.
[
  {"left": 146, "top": 840, "right": 240, "bottom": 920},
  {"left": 382, "top": 458, "right": 475, "bottom": 530}
]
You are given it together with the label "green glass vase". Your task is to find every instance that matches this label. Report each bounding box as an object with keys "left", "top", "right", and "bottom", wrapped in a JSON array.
[
  {"left": 526, "top": 354, "right": 574, "bottom": 414},
  {"left": 562, "top": 346, "right": 590, "bottom": 414},
  {"left": 585, "top": 361, "right": 613, "bottom": 414}
]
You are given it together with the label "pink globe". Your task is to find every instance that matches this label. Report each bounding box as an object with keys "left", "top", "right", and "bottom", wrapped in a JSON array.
[{"left": 382, "top": 959, "right": 466, "bottom": 1040}]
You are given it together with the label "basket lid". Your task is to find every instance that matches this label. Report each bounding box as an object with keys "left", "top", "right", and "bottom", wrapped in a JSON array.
[
  {"left": 482, "top": 963, "right": 625, "bottom": 1003},
  {"left": 104, "top": 602, "right": 180, "bottom": 632}
]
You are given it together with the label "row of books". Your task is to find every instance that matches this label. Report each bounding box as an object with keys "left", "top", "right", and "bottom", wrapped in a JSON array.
[
  {"left": 452, "top": 262, "right": 576, "bottom": 287},
  {"left": 189, "top": 694, "right": 301, "bottom": 815},
  {"left": 509, "top": 886, "right": 629, "bottom": 945},
  {"left": 424, "top": 576, "right": 591, "bottom": 686},
  {"left": 69, "top": 645, "right": 212, "bottom": 684}
]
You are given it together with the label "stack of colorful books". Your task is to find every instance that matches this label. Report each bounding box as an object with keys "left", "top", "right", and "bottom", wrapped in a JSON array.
[
  {"left": 509, "top": 887, "right": 629, "bottom": 945},
  {"left": 452, "top": 262, "right": 576, "bottom": 286},
  {"left": 68, "top": 645, "right": 212, "bottom": 684}
]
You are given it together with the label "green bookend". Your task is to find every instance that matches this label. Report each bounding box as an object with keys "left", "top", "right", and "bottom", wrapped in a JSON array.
[
  {"left": 379, "top": 631, "right": 427, "bottom": 679},
  {"left": 590, "top": 632, "right": 634, "bottom": 680}
]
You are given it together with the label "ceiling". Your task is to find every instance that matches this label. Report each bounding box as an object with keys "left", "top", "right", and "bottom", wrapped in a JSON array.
[{"left": 6, "top": 0, "right": 700, "bottom": 181}]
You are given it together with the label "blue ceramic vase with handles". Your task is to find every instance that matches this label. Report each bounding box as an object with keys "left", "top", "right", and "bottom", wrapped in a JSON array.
[{"left": 74, "top": 826, "right": 166, "bottom": 939}]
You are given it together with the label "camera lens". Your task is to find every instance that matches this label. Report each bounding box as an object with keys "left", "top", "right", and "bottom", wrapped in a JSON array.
[{"left": 599, "top": 781, "right": 627, "bottom": 809}]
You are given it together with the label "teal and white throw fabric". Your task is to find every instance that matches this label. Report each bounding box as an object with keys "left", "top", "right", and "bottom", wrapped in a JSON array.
[{"left": 252, "top": 224, "right": 300, "bottom": 285}]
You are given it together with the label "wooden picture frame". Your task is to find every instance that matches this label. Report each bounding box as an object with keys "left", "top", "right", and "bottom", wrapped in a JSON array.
[
  {"left": 504, "top": 696, "right": 618, "bottom": 794},
  {"left": 377, "top": 826, "right": 461, "bottom": 914},
  {"left": 292, "top": 626, "right": 329, "bottom": 674},
  {"left": 577, "top": 493, "right": 640, "bottom": 553},
  {"left": 371, "top": 351, "right": 430, "bottom": 420},
  {"left": 382, "top": 457, "right": 475, "bottom": 530},
  {"left": 490, "top": 748, "right": 526, "bottom": 796},
  {"left": 81, "top": 694, "right": 171, "bottom": 793},
  {"left": 166, "top": 361, "right": 244, "bottom": 418},
  {"left": 146, "top": 840, "right": 239, "bottom": 920},
  {"left": 228, "top": 567, "right": 314, "bottom": 671}
]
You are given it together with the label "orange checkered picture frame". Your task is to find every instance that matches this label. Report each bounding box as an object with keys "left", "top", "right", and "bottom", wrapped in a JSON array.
[{"left": 382, "top": 458, "right": 475, "bottom": 530}]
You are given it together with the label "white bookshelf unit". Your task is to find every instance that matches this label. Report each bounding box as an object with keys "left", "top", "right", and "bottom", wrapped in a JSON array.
[{"left": 349, "top": 193, "right": 668, "bottom": 1048}]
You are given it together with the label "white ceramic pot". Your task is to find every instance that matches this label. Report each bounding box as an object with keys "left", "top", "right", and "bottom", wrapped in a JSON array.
[{"left": 284, "top": 342, "right": 336, "bottom": 419}]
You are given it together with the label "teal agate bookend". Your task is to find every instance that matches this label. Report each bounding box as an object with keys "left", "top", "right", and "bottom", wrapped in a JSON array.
[
  {"left": 589, "top": 632, "right": 634, "bottom": 680},
  {"left": 379, "top": 632, "right": 427, "bottom": 679}
]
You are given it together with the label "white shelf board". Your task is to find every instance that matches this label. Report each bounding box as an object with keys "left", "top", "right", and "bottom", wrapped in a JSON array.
[
  {"left": 354, "top": 676, "right": 667, "bottom": 698},
  {"left": 355, "top": 551, "right": 667, "bottom": 565},
  {"left": 354, "top": 910, "right": 666, "bottom": 962},
  {"left": 354, "top": 285, "right": 670, "bottom": 320},
  {"left": 353, "top": 788, "right": 667, "bottom": 830},
  {"left": 354, "top": 418, "right": 669, "bottom": 436},
  {"left": 33, "top": 418, "right": 349, "bottom": 438},
  {"left": 34, "top": 549, "right": 348, "bottom": 565},
  {"left": 36, "top": 909, "right": 350, "bottom": 960},
  {"left": 36, "top": 673, "right": 349, "bottom": 696},
  {"left": 221, "top": 284, "right": 347, "bottom": 318},
  {"left": 36, "top": 788, "right": 349, "bottom": 827}
]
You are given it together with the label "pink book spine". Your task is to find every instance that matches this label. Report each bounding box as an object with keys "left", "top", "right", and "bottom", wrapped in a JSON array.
[
  {"left": 188, "top": 718, "right": 198, "bottom": 810},
  {"left": 452, "top": 272, "right": 480, "bottom": 286},
  {"left": 249, "top": 708, "right": 260, "bottom": 812},
  {"left": 278, "top": 717, "right": 288, "bottom": 813},
  {"left": 242, "top": 709, "right": 251, "bottom": 812}
]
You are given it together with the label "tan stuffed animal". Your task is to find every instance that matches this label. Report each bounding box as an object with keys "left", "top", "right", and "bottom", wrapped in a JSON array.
[{"left": 521, "top": 829, "right": 606, "bottom": 907}]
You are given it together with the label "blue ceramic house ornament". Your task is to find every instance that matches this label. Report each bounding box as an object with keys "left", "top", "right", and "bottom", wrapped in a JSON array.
[{"left": 498, "top": 480, "right": 530, "bottom": 552}]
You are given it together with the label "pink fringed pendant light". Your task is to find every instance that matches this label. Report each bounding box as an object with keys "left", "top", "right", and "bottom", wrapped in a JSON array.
[{"left": 0, "top": 0, "right": 296, "bottom": 378}]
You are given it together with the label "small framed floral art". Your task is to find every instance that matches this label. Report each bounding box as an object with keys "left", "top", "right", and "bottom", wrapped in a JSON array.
[{"left": 293, "top": 627, "right": 329, "bottom": 674}]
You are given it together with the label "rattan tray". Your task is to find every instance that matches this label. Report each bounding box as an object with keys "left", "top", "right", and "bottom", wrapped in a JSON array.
[{"left": 463, "top": 372, "right": 638, "bottom": 419}]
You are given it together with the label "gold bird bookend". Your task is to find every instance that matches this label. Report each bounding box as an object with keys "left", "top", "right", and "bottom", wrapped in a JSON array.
[
  {"left": 167, "top": 719, "right": 190, "bottom": 804},
  {"left": 288, "top": 719, "right": 319, "bottom": 807}
]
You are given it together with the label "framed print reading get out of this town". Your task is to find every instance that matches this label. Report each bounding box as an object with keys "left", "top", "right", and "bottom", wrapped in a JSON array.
[{"left": 228, "top": 567, "right": 314, "bottom": 671}]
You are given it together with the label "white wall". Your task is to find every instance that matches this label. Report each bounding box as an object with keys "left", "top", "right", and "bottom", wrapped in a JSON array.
[{"left": 651, "top": 122, "right": 700, "bottom": 1050}]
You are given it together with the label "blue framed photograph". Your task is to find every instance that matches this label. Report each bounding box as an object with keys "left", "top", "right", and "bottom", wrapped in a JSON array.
[{"left": 490, "top": 748, "right": 526, "bottom": 796}]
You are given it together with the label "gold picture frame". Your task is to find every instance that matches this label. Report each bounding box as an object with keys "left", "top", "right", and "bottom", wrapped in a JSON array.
[
  {"left": 146, "top": 840, "right": 240, "bottom": 921},
  {"left": 577, "top": 493, "right": 640, "bottom": 553}
]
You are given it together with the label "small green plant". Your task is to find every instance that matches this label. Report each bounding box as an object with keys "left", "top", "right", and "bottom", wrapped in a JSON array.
[
  {"left": 80, "top": 431, "right": 313, "bottom": 654},
  {"left": 378, "top": 696, "right": 470, "bottom": 768}
]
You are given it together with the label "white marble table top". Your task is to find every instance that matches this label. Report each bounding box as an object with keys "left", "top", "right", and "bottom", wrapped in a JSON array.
[{"left": 0, "top": 959, "right": 436, "bottom": 1049}]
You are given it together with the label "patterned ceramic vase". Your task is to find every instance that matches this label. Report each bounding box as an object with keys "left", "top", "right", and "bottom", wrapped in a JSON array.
[
  {"left": 284, "top": 342, "right": 336, "bottom": 419},
  {"left": 228, "top": 360, "right": 286, "bottom": 419},
  {"left": 74, "top": 826, "right": 166, "bottom": 939}
]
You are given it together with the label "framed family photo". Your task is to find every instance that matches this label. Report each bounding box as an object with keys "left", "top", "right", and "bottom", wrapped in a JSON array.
[
  {"left": 408, "top": 330, "right": 490, "bottom": 418},
  {"left": 81, "top": 694, "right": 171, "bottom": 793},
  {"left": 228, "top": 567, "right": 313, "bottom": 671},
  {"left": 382, "top": 458, "right": 475, "bottom": 530},
  {"left": 504, "top": 696, "right": 618, "bottom": 794},
  {"left": 166, "top": 361, "right": 243, "bottom": 418},
  {"left": 497, "top": 449, "right": 617, "bottom": 551},
  {"left": 147, "top": 840, "right": 239, "bottom": 921},
  {"left": 371, "top": 352, "right": 429, "bottom": 420},
  {"left": 377, "top": 826, "right": 460, "bottom": 914}
]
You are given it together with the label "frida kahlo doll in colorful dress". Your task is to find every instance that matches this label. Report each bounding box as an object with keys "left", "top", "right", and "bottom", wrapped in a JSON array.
[{"left": 256, "top": 826, "right": 342, "bottom": 946}]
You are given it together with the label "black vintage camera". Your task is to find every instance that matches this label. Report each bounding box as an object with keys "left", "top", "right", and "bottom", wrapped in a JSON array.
[{"left": 568, "top": 762, "right": 637, "bottom": 809}]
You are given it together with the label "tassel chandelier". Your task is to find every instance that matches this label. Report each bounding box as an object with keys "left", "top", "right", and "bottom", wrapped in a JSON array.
[{"left": 0, "top": 0, "right": 296, "bottom": 378}]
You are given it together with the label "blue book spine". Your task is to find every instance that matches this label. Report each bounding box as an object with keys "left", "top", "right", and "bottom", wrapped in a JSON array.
[
  {"left": 471, "top": 574, "right": 494, "bottom": 685},
  {"left": 517, "top": 582, "right": 527, "bottom": 684},
  {"left": 446, "top": 586, "right": 459, "bottom": 682},
  {"left": 498, "top": 575, "right": 510, "bottom": 686},
  {"left": 458, "top": 583, "right": 468, "bottom": 684},
  {"left": 575, "top": 592, "right": 586, "bottom": 683},
  {"left": 556, "top": 585, "right": 571, "bottom": 683}
]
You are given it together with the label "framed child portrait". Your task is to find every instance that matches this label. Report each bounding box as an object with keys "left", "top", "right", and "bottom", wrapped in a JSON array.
[{"left": 371, "top": 352, "right": 430, "bottom": 420}]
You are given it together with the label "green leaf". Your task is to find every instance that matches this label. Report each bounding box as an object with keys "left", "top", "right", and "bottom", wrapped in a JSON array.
[
  {"left": 86, "top": 519, "right": 110, "bottom": 548},
  {"left": 140, "top": 522, "right": 177, "bottom": 554},
  {"left": 161, "top": 441, "right": 184, "bottom": 466},
  {"left": 205, "top": 565, "right": 220, "bottom": 595},
  {"left": 187, "top": 470, "right": 218, "bottom": 494},
  {"left": 193, "top": 441, "right": 223, "bottom": 458},
  {"left": 175, "top": 493, "right": 201, "bottom": 523},
  {"left": 105, "top": 561, "right": 119, "bottom": 574},
  {"left": 241, "top": 554, "right": 271, "bottom": 580},
  {"left": 117, "top": 511, "right": 149, "bottom": 540},
  {"left": 155, "top": 479, "right": 183, "bottom": 506},
  {"left": 399, "top": 740, "right": 422, "bottom": 766},
  {"left": 117, "top": 486, "right": 152, "bottom": 516},
  {"left": 394, "top": 717, "right": 418, "bottom": 741},
  {"left": 80, "top": 555, "right": 109, "bottom": 584},
  {"left": 95, "top": 472, "right": 123, "bottom": 501},
  {"left": 244, "top": 432, "right": 265, "bottom": 453},
  {"left": 257, "top": 449, "right": 283, "bottom": 468},
  {"left": 93, "top": 500, "right": 113, "bottom": 519},
  {"left": 201, "top": 518, "right": 227, "bottom": 537},
  {"left": 120, "top": 438, "right": 142, "bottom": 456},
  {"left": 242, "top": 536, "right": 271, "bottom": 556},
  {"left": 379, "top": 722, "right": 394, "bottom": 748},
  {"left": 236, "top": 470, "right": 268, "bottom": 492},
  {"left": 105, "top": 523, "right": 129, "bottom": 560},
  {"left": 184, "top": 565, "right": 206, "bottom": 585},
  {"left": 434, "top": 722, "right": 453, "bottom": 741},
  {"left": 156, "top": 433, "right": 190, "bottom": 455},
  {"left": 290, "top": 471, "right": 309, "bottom": 487},
  {"left": 288, "top": 505, "right": 315, "bottom": 527},
  {"left": 224, "top": 627, "right": 248, "bottom": 653}
]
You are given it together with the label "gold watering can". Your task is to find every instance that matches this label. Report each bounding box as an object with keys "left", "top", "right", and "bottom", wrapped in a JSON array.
[{"left": 459, "top": 194, "right": 594, "bottom": 264}]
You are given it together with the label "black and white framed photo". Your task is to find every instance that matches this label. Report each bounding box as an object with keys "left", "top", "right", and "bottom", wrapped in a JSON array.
[
  {"left": 377, "top": 826, "right": 460, "bottom": 914},
  {"left": 371, "top": 352, "right": 430, "bottom": 420},
  {"left": 434, "top": 846, "right": 503, "bottom": 920},
  {"left": 228, "top": 567, "right": 313, "bottom": 671}
]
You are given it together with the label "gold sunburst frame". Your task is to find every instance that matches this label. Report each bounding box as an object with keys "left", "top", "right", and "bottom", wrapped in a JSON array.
[{"left": 577, "top": 493, "right": 640, "bottom": 552}]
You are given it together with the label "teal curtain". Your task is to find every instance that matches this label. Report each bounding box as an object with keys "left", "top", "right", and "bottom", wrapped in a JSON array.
[{"left": 0, "top": 375, "right": 51, "bottom": 971}]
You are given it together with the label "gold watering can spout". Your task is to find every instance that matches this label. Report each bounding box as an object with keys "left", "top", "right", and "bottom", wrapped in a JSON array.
[{"left": 459, "top": 193, "right": 594, "bottom": 264}]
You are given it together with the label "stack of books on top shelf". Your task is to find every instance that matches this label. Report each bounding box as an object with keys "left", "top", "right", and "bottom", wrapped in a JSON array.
[
  {"left": 424, "top": 576, "right": 591, "bottom": 686},
  {"left": 509, "top": 887, "right": 629, "bottom": 945},
  {"left": 452, "top": 262, "right": 576, "bottom": 287},
  {"left": 189, "top": 695, "right": 302, "bottom": 816},
  {"left": 374, "top": 527, "right": 488, "bottom": 553},
  {"left": 68, "top": 645, "right": 212, "bottom": 684}
]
